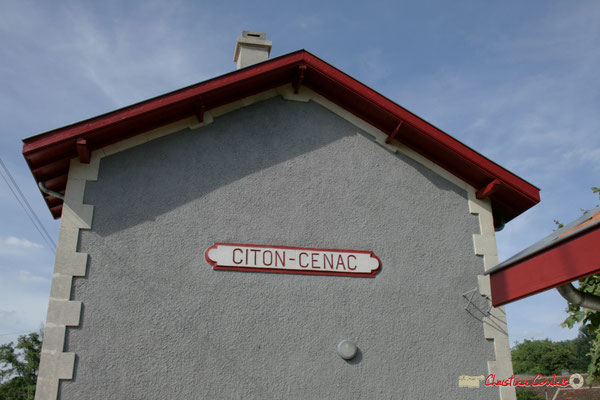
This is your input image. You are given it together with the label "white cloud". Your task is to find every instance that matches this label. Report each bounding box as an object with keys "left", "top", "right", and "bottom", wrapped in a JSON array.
[
  {"left": 564, "top": 147, "right": 600, "bottom": 172},
  {"left": 358, "top": 47, "right": 392, "bottom": 83},
  {"left": 0, "top": 272, "right": 51, "bottom": 346},
  {"left": 1, "top": 237, "right": 43, "bottom": 249},
  {"left": 18, "top": 270, "right": 48, "bottom": 283},
  {"left": 59, "top": 2, "right": 225, "bottom": 108},
  {"left": 387, "top": 4, "right": 600, "bottom": 194},
  {"left": 293, "top": 15, "right": 323, "bottom": 31}
]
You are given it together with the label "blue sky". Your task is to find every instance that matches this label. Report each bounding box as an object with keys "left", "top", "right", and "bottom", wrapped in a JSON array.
[{"left": 0, "top": 0, "right": 599, "bottom": 347}]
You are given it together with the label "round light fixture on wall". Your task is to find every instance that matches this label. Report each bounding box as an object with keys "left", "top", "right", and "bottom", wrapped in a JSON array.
[{"left": 337, "top": 340, "right": 358, "bottom": 360}]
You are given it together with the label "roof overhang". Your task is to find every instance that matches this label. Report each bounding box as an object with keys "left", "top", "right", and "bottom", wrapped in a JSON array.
[
  {"left": 22, "top": 50, "right": 540, "bottom": 221},
  {"left": 487, "top": 207, "right": 600, "bottom": 306}
]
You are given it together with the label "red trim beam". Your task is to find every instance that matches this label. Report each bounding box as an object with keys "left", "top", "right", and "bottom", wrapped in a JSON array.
[{"left": 489, "top": 225, "right": 600, "bottom": 307}]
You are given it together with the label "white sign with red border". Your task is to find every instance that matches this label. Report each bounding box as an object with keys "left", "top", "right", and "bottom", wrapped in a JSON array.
[{"left": 205, "top": 243, "right": 381, "bottom": 277}]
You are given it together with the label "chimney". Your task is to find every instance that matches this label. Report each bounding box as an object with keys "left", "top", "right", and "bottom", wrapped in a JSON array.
[{"left": 234, "top": 31, "right": 272, "bottom": 69}]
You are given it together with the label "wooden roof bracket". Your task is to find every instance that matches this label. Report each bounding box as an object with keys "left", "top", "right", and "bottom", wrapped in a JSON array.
[
  {"left": 195, "top": 101, "right": 205, "bottom": 123},
  {"left": 385, "top": 121, "right": 403, "bottom": 144},
  {"left": 476, "top": 179, "right": 502, "bottom": 199},
  {"left": 293, "top": 65, "right": 307, "bottom": 94},
  {"left": 76, "top": 138, "right": 90, "bottom": 164}
]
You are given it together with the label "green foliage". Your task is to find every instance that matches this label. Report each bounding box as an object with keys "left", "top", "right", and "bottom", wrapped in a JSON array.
[
  {"left": 511, "top": 325, "right": 593, "bottom": 377},
  {"left": 512, "top": 338, "right": 579, "bottom": 375},
  {"left": 560, "top": 186, "right": 600, "bottom": 384},
  {"left": 0, "top": 332, "right": 41, "bottom": 400},
  {"left": 516, "top": 387, "right": 544, "bottom": 400},
  {"left": 562, "top": 276, "right": 600, "bottom": 383},
  {"left": 571, "top": 325, "right": 594, "bottom": 372},
  {"left": 553, "top": 219, "right": 564, "bottom": 230}
]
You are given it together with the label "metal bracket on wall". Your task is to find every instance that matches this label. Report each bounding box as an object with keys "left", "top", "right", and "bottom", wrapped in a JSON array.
[{"left": 462, "top": 288, "right": 492, "bottom": 317}]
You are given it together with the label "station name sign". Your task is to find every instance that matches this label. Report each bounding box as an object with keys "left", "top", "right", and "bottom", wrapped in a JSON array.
[{"left": 205, "top": 243, "right": 381, "bottom": 277}]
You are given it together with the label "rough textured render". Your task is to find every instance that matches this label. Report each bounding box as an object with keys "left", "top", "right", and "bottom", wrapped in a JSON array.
[
  {"left": 34, "top": 114, "right": 215, "bottom": 400},
  {"left": 50, "top": 94, "right": 505, "bottom": 399},
  {"left": 299, "top": 86, "right": 515, "bottom": 399}
]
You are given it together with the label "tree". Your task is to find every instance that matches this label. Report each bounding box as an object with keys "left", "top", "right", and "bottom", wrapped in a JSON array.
[
  {"left": 0, "top": 331, "right": 42, "bottom": 400},
  {"left": 560, "top": 186, "right": 600, "bottom": 384},
  {"left": 516, "top": 388, "right": 544, "bottom": 400},
  {"left": 571, "top": 324, "right": 593, "bottom": 372},
  {"left": 512, "top": 338, "right": 577, "bottom": 375},
  {"left": 562, "top": 278, "right": 600, "bottom": 383}
]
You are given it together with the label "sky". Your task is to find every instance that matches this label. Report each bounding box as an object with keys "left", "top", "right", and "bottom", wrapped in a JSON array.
[{"left": 0, "top": 0, "right": 599, "bottom": 348}]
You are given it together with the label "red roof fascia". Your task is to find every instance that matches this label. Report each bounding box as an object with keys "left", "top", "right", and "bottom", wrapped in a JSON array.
[
  {"left": 305, "top": 56, "right": 540, "bottom": 203},
  {"left": 489, "top": 225, "right": 600, "bottom": 307},
  {"left": 22, "top": 50, "right": 540, "bottom": 220},
  {"left": 23, "top": 51, "right": 306, "bottom": 155}
]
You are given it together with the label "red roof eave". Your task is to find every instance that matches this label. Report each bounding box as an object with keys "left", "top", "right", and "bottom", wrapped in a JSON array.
[
  {"left": 304, "top": 55, "right": 540, "bottom": 204},
  {"left": 22, "top": 50, "right": 540, "bottom": 220},
  {"left": 23, "top": 51, "right": 308, "bottom": 154}
]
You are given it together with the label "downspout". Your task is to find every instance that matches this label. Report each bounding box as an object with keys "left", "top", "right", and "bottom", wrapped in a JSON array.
[
  {"left": 556, "top": 283, "right": 600, "bottom": 312},
  {"left": 38, "top": 181, "right": 64, "bottom": 200}
]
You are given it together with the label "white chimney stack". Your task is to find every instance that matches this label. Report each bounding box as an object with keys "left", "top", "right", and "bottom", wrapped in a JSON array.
[{"left": 234, "top": 31, "right": 272, "bottom": 69}]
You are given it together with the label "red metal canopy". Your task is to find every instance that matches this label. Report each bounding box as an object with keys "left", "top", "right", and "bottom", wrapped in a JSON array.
[
  {"left": 488, "top": 207, "right": 600, "bottom": 306},
  {"left": 22, "top": 50, "right": 540, "bottom": 222}
]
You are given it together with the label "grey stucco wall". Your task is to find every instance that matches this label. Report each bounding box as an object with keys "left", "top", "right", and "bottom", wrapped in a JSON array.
[{"left": 61, "top": 97, "right": 497, "bottom": 399}]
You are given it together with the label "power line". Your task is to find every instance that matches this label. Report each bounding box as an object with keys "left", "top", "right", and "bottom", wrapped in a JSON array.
[
  {"left": 0, "top": 156, "right": 56, "bottom": 253},
  {"left": 0, "top": 157, "right": 56, "bottom": 249},
  {"left": 0, "top": 169, "right": 55, "bottom": 252},
  {"left": 0, "top": 330, "right": 36, "bottom": 337}
]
